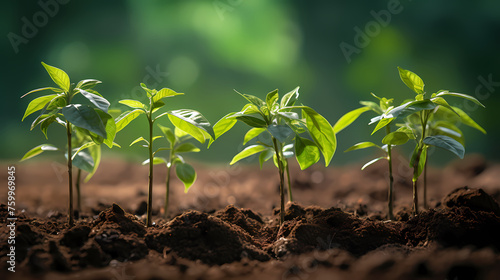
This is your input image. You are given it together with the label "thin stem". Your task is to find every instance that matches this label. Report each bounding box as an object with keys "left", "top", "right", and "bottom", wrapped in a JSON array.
[
  {"left": 146, "top": 116, "right": 154, "bottom": 227},
  {"left": 285, "top": 159, "right": 293, "bottom": 202},
  {"left": 423, "top": 155, "right": 428, "bottom": 209},
  {"left": 66, "top": 121, "right": 74, "bottom": 227},
  {"left": 272, "top": 137, "right": 285, "bottom": 226},
  {"left": 164, "top": 143, "right": 174, "bottom": 219},
  {"left": 385, "top": 126, "right": 394, "bottom": 220},
  {"left": 76, "top": 168, "right": 82, "bottom": 211}
]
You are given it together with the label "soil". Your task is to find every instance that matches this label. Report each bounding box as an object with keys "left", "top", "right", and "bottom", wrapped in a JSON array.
[{"left": 1, "top": 153, "right": 500, "bottom": 280}]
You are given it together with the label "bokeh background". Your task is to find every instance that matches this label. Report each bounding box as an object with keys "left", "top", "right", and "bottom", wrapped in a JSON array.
[{"left": 2, "top": 0, "right": 499, "bottom": 166}]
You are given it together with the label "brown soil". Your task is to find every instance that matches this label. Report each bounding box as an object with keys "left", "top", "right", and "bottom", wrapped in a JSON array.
[{"left": 1, "top": 154, "right": 500, "bottom": 279}]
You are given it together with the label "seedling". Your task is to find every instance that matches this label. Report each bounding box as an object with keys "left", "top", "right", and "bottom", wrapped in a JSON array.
[
  {"left": 151, "top": 124, "right": 201, "bottom": 218},
  {"left": 21, "top": 62, "right": 116, "bottom": 227},
  {"left": 397, "top": 102, "right": 486, "bottom": 209},
  {"left": 210, "top": 87, "right": 336, "bottom": 226},
  {"left": 371, "top": 67, "right": 485, "bottom": 215},
  {"left": 335, "top": 93, "right": 412, "bottom": 220},
  {"left": 116, "top": 83, "right": 214, "bottom": 227}
]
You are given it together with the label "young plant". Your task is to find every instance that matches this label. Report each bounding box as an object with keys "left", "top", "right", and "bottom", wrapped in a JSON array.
[
  {"left": 334, "top": 93, "right": 412, "bottom": 220},
  {"left": 370, "top": 67, "right": 485, "bottom": 215},
  {"left": 397, "top": 103, "right": 486, "bottom": 209},
  {"left": 116, "top": 83, "right": 214, "bottom": 227},
  {"left": 21, "top": 62, "right": 116, "bottom": 227},
  {"left": 210, "top": 87, "right": 336, "bottom": 226},
  {"left": 153, "top": 124, "right": 201, "bottom": 218}
]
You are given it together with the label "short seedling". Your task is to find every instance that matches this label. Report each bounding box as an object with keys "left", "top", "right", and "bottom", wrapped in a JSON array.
[
  {"left": 211, "top": 87, "right": 336, "bottom": 226},
  {"left": 335, "top": 93, "right": 412, "bottom": 220},
  {"left": 371, "top": 67, "right": 485, "bottom": 215},
  {"left": 116, "top": 83, "right": 214, "bottom": 227},
  {"left": 153, "top": 124, "right": 201, "bottom": 218},
  {"left": 21, "top": 62, "right": 116, "bottom": 227}
]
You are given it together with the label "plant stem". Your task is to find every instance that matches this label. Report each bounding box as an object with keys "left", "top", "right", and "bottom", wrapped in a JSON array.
[
  {"left": 146, "top": 116, "right": 154, "bottom": 227},
  {"left": 385, "top": 126, "right": 394, "bottom": 220},
  {"left": 285, "top": 159, "right": 293, "bottom": 202},
  {"left": 76, "top": 168, "right": 82, "bottom": 211},
  {"left": 164, "top": 144, "right": 174, "bottom": 219},
  {"left": 66, "top": 121, "right": 74, "bottom": 227},
  {"left": 272, "top": 137, "right": 285, "bottom": 226},
  {"left": 423, "top": 155, "right": 428, "bottom": 209}
]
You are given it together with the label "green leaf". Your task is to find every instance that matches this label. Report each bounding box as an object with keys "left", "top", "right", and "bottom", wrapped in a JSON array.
[
  {"left": 396, "top": 126, "right": 416, "bottom": 140},
  {"left": 76, "top": 79, "right": 101, "bottom": 90},
  {"left": 382, "top": 131, "right": 409, "bottom": 145},
  {"left": 140, "top": 83, "right": 154, "bottom": 98},
  {"left": 72, "top": 150, "right": 94, "bottom": 173},
  {"left": 237, "top": 91, "right": 266, "bottom": 108},
  {"left": 258, "top": 148, "right": 274, "bottom": 169},
  {"left": 412, "top": 146, "right": 428, "bottom": 182},
  {"left": 280, "top": 86, "right": 300, "bottom": 109},
  {"left": 361, "top": 157, "right": 386, "bottom": 170},
  {"left": 267, "top": 124, "right": 294, "bottom": 143},
  {"left": 62, "top": 104, "right": 107, "bottom": 138},
  {"left": 152, "top": 99, "right": 165, "bottom": 113},
  {"left": 301, "top": 106, "right": 336, "bottom": 166},
  {"left": 130, "top": 136, "right": 149, "bottom": 147},
  {"left": 41, "top": 62, "right": 70, "bottom": 92},
  {"left": 158, "top": 124, "right": 176, "bottom": 144},
  {"left": 115, "top": 109, "right": 145, "bottom": 132},
  {"left": 398, "top": 66, "right": 424, "bottom": 94},
  {"left": 119, "top": 99, "right": 145, "bottom": 109},
  {"left": 295, "top": 136, "right": 320, "bottom": 170},
  {"left": 266, "top": 89, "right": 279, "bottom": 111},
  {"left": 142, "top": 157, "right": 167, "bottom": 165},
  {"left": 21, "top": 87, "right": 62, "bottom": 99},
  {"left": 211, "top": 112, "right": 238, "bottom": 139},
  {"left": 423, "top": 135, "right": 465, "bottom": 159},
  {"left": 152, "top": 136, "right": 163, "bottom": 143},
  {"left": 71, "top": 141, "right": 96, "bottom": 160},
  {"left": 167, "top": 109, "right": 215, "bottom": 143},
  {"left": 344, "top": 142, "right": 382, "bottom": 152},
  {"left": 333, "top": 107, "right": 371, "bottom": 134},
  {"left": 22, "top": 94, "right": 58, "bottom": 121},
  {"left": 20, "top": 144, "right": 58, "bottom": 161},
  {"left": 451, "top": 106, "right": 487, "bottom": 134},
  {"left": 79, "top": 89, "right": 110, "bottom": 112},
  {"left": 95, "top": 110, "right": 116, "bottom": 148},
  {"left": 153, "top": 88, "right": 183, "bottom": 103},
  {"left": 230, "top": 144, "right": 267, "bottom": 165},
  {"left": 360, "top": 100, "right": 383, "bottom": 115},
  {"left": 371, "top": 117, "right": 394, "bottom": 135},
  {"left": 430, "top": 97, "right": 458, "bottom": 116},
  {"left": 84, "top": 142, "right": 101, "bottom": 182},
  {"left": 436, "top": 91, "right": 485, "bottom": 108},
  {"left": 176, "top": 163, "right": 197, "bottom": 193},
  {"left": 243, "top": 127, "right": 266, "bottom": 145},
  {"left": 235, "top": 114, "right": 267, "bottom": 128},
  {"left": 40, "top": 115, "right": 57, "bottom": 138},
  {"left": 175, "top": 143, "right": 200, "bottom": 153}
]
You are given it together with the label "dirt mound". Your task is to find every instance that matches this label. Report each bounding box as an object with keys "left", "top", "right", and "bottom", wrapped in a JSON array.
[
  {"left": 214, "top": 205, "right": 264, "bottom": 236},
  {"left": 402, "top": 206, "right": 500, "bottom": 250},
  {"left": 146, "top": 210, "right": 270, "bottom": 265},
  {"left": 92, "top": 203, "right": 146, "bottom": 235},
  {"left": 442, "top": 186, "right": 500, "bottom": 216},
  {"left": 272, "top": 203, "right": 402, "bottom": 257}
]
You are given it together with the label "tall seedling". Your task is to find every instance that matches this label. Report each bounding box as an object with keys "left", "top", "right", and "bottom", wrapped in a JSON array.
[
  {"left": 334, "top": 93, "right": 413, "bottom": 220},
  {"left": 116, "top": 84, "right": 214, "bottom": 227},
  {"left": 371, "top": 67, "right": 485, "bottom": 215},
  {"left": 21, "top": 62, "right": 116, "bottom": 227},
  {"left": 210, "top": 87, "right": 336, "bottom": 226},
  {"left": 153, "top": 125, "right": 201, "bottom": 218}
]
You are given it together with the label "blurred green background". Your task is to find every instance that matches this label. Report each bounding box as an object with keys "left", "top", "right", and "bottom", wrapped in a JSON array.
[{"left": 2, "top": 0, "right": 499, "bottom": 165}]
